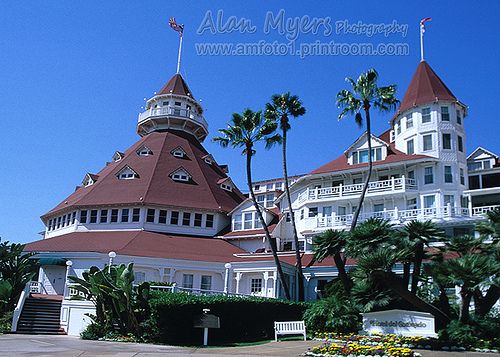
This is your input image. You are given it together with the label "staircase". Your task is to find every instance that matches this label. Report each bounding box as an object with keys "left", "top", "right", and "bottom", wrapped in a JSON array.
[{"left": 16, "top": 295, "right": 65, "bottom": 335}]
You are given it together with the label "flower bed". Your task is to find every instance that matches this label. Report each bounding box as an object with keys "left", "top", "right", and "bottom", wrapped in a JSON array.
[
  {"left": 306, "top": 341, "right": 420, "bottom": 357},
  {"left": 314, "top": 333, "right": 436, "bottom": 349}
]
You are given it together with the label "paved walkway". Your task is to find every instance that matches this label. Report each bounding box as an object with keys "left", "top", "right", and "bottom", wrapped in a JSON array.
[{"left": 0, "top": 334, "right": 498, "bottom": 357}]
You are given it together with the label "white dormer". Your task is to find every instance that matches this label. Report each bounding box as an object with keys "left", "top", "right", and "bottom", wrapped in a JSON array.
[
  {"left": 467, "top": 147, "right": 498, "bottom": 172},
  {"left": 202, "top": 154, "right": 214, "bottom": 165},
  {"left": 345, "top": 133, "right": 388, "bottom": 165},
  {"left": 170, "top": 167, "right": 191, "bottom": 182},
  {"left": 218, "top": 177, "right": 234, "bottom": 192},
  {"left": 136, "top": 146, "right": 153, "bottom": 156},
  {"left": 112, "top": 151, "right": 124, "bottom": 162},
  {"left": 82, "top": 173, "right": 98, "bottom": 187},
  {"left": 171, "top": 146, "right": 187, "bottom": 158},
  {"left": 116, "top": 166, "right": 139, "bottom": 180}
]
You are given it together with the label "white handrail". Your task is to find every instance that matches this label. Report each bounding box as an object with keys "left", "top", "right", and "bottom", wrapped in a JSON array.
[{"left": 11, "top": 282, "right": 31, "bottom": 332}]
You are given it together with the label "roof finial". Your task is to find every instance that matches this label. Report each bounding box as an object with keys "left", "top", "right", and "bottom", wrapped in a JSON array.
[
  {"left": 420, "top": 17, "right": 432, "bottom": 62},
  {"left": 169, "top": 17, "right": 184, "bottom": 74}
]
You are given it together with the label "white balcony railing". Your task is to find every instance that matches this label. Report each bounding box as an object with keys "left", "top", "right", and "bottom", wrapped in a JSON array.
[
  {"left": 138, "top": 107, "right": 208, "bottom": 129},
  {"left": 297, "top": 177, "right": 417, "bottom": 205},
  {"left": 306, "top": 204, "right": 500, "bottom": 230}
]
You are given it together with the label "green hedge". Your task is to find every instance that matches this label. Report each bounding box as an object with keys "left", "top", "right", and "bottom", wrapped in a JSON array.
[{"left": 144, "top": 291, "right": 307, "bottom": 345}]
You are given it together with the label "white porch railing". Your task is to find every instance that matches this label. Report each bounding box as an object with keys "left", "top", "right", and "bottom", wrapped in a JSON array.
[
  {"left": 149, "top": 284, "right": 252, "bottom": 297},
  {"left": 11, "top": 282, "right": 31, "bottom": 332},
  {"left": 308, "top": 204, "right": 500, "bottom": 230},
  {"left": 138, "top": 107, "right": 208, "bottom": 129},
  {"left": 296, "top": 177, "right": 417, "bottom": 205}
]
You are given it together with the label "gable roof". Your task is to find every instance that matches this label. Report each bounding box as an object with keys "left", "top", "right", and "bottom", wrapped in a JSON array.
[
  {"left": 467, "top": 147, "right": 498, "bottom": 160},
  {"left": 395, "top": 61, "right": 458, "bottom": 118},
  {"left": 157, "top": 73, "right": 195, "bottom": 98},
  {"left": 43, "top": 130, "right": 245, "bottom": 218},
  {"left": 25, "top": 231, "right": 246, "bottom": 263},
  {"left": 310, "top": 129, "right": 434, "bottom": 175},
  {"left": 344, "top": 132, "right": 389, "bottom": 154}
]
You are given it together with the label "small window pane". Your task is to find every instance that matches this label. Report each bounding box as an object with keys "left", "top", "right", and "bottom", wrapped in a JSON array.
[
  {"left": 111, "top": 209, "right": 119, "bottom": 223},
  {"left": 444, "top": 166, "right": 453, "bottom": 183},
  {"left": 90, "top": 210, "right": 98, "bottom": 224},
  {"left": 146, "top": 209, "right": 155, "bottom": 223},
  {"left": 132, "top": 208, "right": 140, "bottom": 222},
  {"left": 121, "top": 208, "right": 129, "bottom": 223},
  {"left": 423, "top": 134, "right": 433, "bottom": 151},
  {"left": 243, "top": 213, "right": 253, "bottom": 229},
  {"left": 194, "top": 213, "right": 203, "bottom": 227},
  {"left": 159, "top": 210, "right": 167, "bottom": 224},
  {"left": 182, "top": 212, "right": 191, "bottom": 226},
  {"left": 206, "top": 214, "right": 214, "bottom": 228},
  {"left": 422, "top": 107, "right": 431, "bottom": 123},
  {"left": 80, "top": 210, "right": 87, "bottom": 224},
  {"left": 201, "top": 275, "right": 212, "bottom": 290},
  {"left": 100, "top": 209, "right": 108, "bottom": 223},
  {"left": 171, "top": 211, "right": 179, "bottom": 225},
  {"left": 407, "top": 139, "right": 414, "bottom": 155},
  {"left": 424, "top": 167, "right": 434, "bottom": 184},
  {"left": 458, "top": 136, "right": 464, "bottom": 152},
  {"left": 441, "top": 106, "right": 450, "bottom": 121},
  {"left": 442, "top": 133, "right": 451, "bottom": 150}
]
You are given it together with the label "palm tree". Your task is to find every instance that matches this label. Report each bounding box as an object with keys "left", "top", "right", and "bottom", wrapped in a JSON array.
[
  {"left": 313, "top": 229, "right": 350, "bottom": 292},
  {"left": 336, "top": 69, "right": 398, "bottom": 231},
  {"left": 213, "top": 109, "right": 291, "bottom": 299},
  {"left": 264, "top": 92, "right": 306, "bottom": 301},
  {"left": 402, "top": 220, "right": 445, "bottom": 294}
]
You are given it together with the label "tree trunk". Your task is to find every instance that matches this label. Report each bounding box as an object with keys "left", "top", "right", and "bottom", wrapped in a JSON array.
[
  {"left": 402, "top": 262, "right": 411, "bottom": 288},
  {"left": 333, "top": 252, "right": 350, "bottom": 292},
  {"left": 411, "top": 243, "right": 424, "bottom": 294},
  {"left": 438, "top": 286, "right": 451, "bottom": 318},
  {"left": 459, "top": 288, "right": 472, "bottom": 323},
  {"left": 475, "top": 284, "right": 500, "bottom": 317},
  {"left": 350, "top": 104, "right": 373, "bottom": 232},
  {"left": 246, "top": 147, "right": 291, "bottom": 300},
  {"left": 281, "top": 125, "right": 305, "bottom": 301}
]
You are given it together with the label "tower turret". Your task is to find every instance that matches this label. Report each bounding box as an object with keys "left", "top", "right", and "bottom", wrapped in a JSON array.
[{"left": 137, "top": 73, "right": 208, "bottom": 142}]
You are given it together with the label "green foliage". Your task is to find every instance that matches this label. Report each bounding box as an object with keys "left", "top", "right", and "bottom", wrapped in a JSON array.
[
  {"left": 0, "top": 239, "right": 37, "bottom": 313},
  {"left": 68, "top": 263, "right": 150, "bottom": 336},
  {"left": 313, "top": 229, "right": 348, "bottom": 262},
  {"left": 0, "top": 311, "right": 12, "bottom": 333},
  {"left": 80, "top": 321, "right": 106, "bottom": 340},
  {"left": 144, "top": 291, "right": 306, "bottom": 345},
  {"left": 303, "top": 287, "right": 360, "bottom": 333}
]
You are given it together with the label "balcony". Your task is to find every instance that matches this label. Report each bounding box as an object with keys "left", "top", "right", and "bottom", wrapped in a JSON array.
[
  {"left": 296, "top": 177, "right": 417, "bottom": 206},
  {"left": 302, "top": 204, "right": 500, "bottom": 230},
  {"left": 138, "top": 106, "right": 209, "bottom": 129}
]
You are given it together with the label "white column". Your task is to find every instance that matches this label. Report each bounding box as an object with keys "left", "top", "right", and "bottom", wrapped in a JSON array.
[
  {"left": 223, "top": 263, "right": 232, "bottom": 294},
  {"left": 235, "top": 272, "right": 242, "bottom": 294},
  {"left": 263, "top": 272, "right": 269, "bottom": 297}
]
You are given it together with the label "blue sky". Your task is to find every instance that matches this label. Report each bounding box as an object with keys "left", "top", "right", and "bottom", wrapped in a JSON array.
[{"left": 1, "top": 1, "right": 499, "bottom": 244}]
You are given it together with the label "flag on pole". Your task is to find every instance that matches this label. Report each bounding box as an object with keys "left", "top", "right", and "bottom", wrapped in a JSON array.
[
  {"left": 169, "top": 17, "right": 184, "bottom": 37},
  {"left": 420, "top": 17, "right": 432, "bottom": 32}
]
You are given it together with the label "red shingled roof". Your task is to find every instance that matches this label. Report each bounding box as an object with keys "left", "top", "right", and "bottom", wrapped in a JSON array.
[
  {"left": 44, "top": 130, "right": 245, "bottom": 218},
  {"left": 25, "top": 231, "right": 246, "bottom": 263},
  {"left": 396, "top": 61, "right": 457, "bottom": 117},
  {"left": 310, "top": 130, "right": 433, "bottom": 175},
  {"left": 158, "top": 73, "right": 194, "bottom": 98}
]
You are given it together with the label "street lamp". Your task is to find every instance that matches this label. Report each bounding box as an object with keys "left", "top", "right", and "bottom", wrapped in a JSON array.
[
  {"left": 223, "top": 263, "right": 232, "bottom": 294},
  {"left": 108, "top": 251, "right": 116, "bottom": 273},
  {"left": 65, "top": 260, "right": 73, "bottom": 297}
]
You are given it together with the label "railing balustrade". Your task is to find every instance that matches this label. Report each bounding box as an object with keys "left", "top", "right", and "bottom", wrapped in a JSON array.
[
  {"left": 138, "top": 106, "right": 208, "bottom": 128},
  {"left": 311, "top": 204, "right": 500, "bottom": 229},
  {"left": 296, "top": 177, "right": 417, "bottom": 205}
]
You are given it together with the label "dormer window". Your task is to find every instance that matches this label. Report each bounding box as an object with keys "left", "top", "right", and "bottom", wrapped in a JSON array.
[
  {"left": 202, "top": 154, "right": 214, "bottom": 165},
  {"left": 218, "top": 177, "right": 234, "bottom": 192},
  {"left": 174, "top": 101, "right": 182, "bottom": 106},
  {"left": 171, "top": 168, "right": 191, "bottom": 182},
  {"left": 112, "top": 151, "right": 124, "bottom": 162},
  {"left": 221, "top": 183, "right": 232, "bottom": 192},
  {"left": 171, "top": 147, "right": 187, "bottom": 158},
  {"left": 162, "top": 101, "right": 169, "bottom": 106},
  {"left": 117, "top": 166, "right": 139, "bottom": 180},
  {"left": 82, "top": 173, "right": 98, "bottom": 187},
  {"left": 137, "top": 146, "right": 153, "bottom": 156},
  {"left": 352, "top": 147, "right": 382, "bottom": 164}
]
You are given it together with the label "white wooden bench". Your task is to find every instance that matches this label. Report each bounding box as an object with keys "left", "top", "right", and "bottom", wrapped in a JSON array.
[{"left": 274, "top": 320, "right": 306, "bottom": 341}]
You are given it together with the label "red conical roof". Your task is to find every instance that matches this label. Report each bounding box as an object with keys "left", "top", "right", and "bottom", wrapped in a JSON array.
[
  {"left": 44, "top": 130, "right": 244, "bottom": 218},
  {"left": 157, "top": 73, "right": 195, "bottom": 98},
  {"left": 396, "top": 61, "right": 457, "bottom": 116}
]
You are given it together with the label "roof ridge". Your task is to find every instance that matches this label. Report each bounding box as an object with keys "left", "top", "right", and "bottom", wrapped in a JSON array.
[{"left": 142, "top": 133, "right": 171, "bottom": 203}]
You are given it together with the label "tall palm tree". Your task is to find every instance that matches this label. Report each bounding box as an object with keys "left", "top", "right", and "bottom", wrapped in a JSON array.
[
  {"left": 336, "top": 69, "right": 398, "bottom": 231},
  {"left": 313, "top": 229, "right": 350, "bottom": 292},
  {"left": 264, "top": 92, "right": 306, "bottom": 301},
  {"left": 213, "top": 109, "right": 291, "bottom": 299},
  {"left": 402, "top": 220, "right": 445, "bottom": 294}
]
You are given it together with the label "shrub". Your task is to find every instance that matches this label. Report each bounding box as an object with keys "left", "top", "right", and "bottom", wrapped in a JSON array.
[
  {"left": 80, "top": 321, "right": 106, "bottom": 340},
  {"left": 442, "top": 320, "right": 478, "bottom": 348},
  {"left": 145, "top": 291, "right": 307, "bottom": 345},
  {"left": 303, "top": 294, "right": 361, "bottom": 334},
  {"left": 0, "top": 312, "right": 12, "bottom": 333}
]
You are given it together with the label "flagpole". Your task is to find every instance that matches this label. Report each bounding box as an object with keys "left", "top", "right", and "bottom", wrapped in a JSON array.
[
  {"left": 420, "top": 22, "right": 425, "bottom": 62},
  {"left": 176, "top": 34, "right": 183, "bottom": 74}
]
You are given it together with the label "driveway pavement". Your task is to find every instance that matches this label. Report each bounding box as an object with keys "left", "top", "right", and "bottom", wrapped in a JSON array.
[{"left": 0, "top": 334, "right": 498, "bottom": 357}]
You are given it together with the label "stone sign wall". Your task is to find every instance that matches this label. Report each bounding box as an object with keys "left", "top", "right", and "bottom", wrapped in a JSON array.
[{"left": 362, "top": 309, "right": 437, "bottom": 337}]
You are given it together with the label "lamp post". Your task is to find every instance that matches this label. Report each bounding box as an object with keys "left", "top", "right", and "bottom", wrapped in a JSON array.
[
  {"left": 108, "top": 251, "right": 116, "bottom": 273},
  {"left": 65, "top": 260, "right": 73, "bottom": 297},
  {"left": 223, "top": 263, "right": 232, "bottom": 295}
]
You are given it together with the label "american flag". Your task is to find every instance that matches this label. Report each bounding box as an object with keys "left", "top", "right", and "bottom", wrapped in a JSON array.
[
  {"left": 169, "top": 17, "right": 184, "bottom": 37},
  {"left": 420, "top": 17, "right": 432, "bottom": 31}
]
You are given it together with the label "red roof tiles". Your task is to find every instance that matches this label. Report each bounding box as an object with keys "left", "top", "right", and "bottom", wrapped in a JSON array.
[
  {"left": 158, "top": 73, "right": 194, "bottom": 98},
  {"left": 310, "top": 130, "right": 433, "bottom": 175},
  {"left": 396, "top": 61, "right": 457, "bottom": 117},
  {"left": 44, "top": 130, "right": 245, "bottom": 218},
  {"left": 25, "top": 231, "right": 246, "bottom": 263}
]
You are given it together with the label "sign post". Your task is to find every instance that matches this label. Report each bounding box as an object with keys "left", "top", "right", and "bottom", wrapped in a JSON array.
[{"left": 193, "top": 308, "right": 220, "bottom": 346}]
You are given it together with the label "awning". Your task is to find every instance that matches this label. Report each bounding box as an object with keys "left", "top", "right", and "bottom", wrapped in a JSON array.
[{"left": 37, "top": 258, "right": 67, "bottom": 266}]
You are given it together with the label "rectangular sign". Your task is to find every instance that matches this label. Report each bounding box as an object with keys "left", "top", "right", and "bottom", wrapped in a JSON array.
[{"left": 193, "top": 314, "right": 220, "bottom": 329}]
